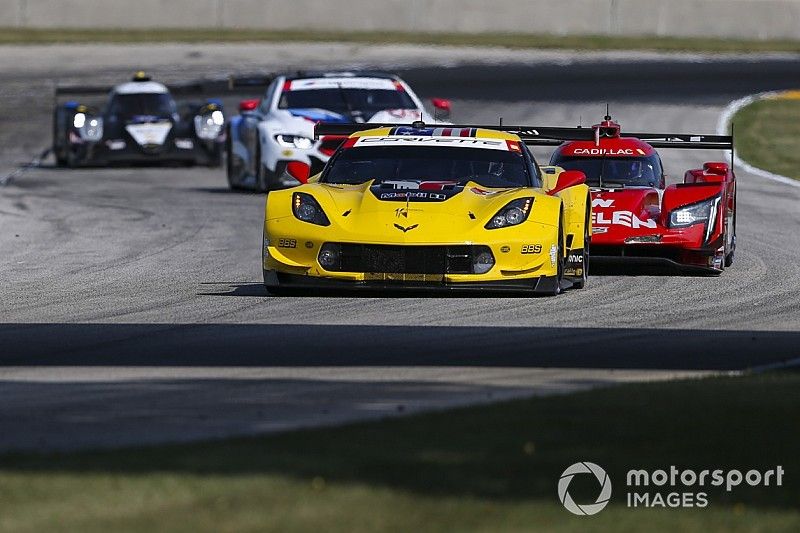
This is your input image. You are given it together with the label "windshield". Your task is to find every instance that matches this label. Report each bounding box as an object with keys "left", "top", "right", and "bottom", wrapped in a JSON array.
[
  {"left": 279, "top": 89, "right": 417, "bottom": 116},
  {"left": 323, "top": 146, "right": 531, "bottom": 188},
  {"left": 108, "top": 93, "right": 176, "bottom": 120},
  {"left": 550, "top": 155, "right": 663, "bottom": 187}
]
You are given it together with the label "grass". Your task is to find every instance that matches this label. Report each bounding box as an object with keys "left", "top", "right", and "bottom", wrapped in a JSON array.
[
  {"left": 1, "top": 371, "right": 799, "bottom": 532},
  {"left": 1, "top": 28, "right": 800, "bottom": 53},
  {"left": 732, "top": 95, "right": 800, "bottom": 180}
]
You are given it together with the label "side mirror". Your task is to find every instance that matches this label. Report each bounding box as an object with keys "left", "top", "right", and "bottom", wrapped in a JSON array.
[
  {"left": 704, "top": 162, "right": 729, "bottom": 176},
  {"left": 548, "top": 170, "right": 586, "bottom": 196},
  {"left": 431, "top": 98, "right": 451, "bottom": 121},
  {"left": 239, "top": 99, "right": 259, "bottom": 112}
]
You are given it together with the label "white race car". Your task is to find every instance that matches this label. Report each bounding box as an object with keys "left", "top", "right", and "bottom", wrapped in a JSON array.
[{"left": 225, "top": 71, "right": 451, "bottom": 191}]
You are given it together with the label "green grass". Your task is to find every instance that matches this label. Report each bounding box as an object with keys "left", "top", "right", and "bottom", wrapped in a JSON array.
[
  {"left": 733, "top": 96, "right": 800, "bottom": 180},
  {"left": 1, "top": 371, "right": 799, "bottom": 532},
  {"left": 2, "top": 28, "right": 800, "bottom": 53}
]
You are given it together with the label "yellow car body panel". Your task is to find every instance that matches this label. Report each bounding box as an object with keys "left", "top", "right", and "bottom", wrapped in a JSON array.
[{"left": 262, "top": 127, "right": 590, "bottom": 294}]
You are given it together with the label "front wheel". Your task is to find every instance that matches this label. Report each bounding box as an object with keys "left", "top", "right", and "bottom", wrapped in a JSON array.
[
  {"left": 571, "top": 206, "right": 590, "bottom": 290},
  {"left": 225, "top": 132, "right": 243, "bottom": 190},
  {"left": 724, "top": 198, "right": 736, "bottom": 267},
  {"left": 544, "top": 215, "right": 565, "bottom": 296}
]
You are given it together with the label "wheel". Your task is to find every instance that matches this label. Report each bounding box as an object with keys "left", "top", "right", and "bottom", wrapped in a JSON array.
[
  {"left": 225, "top": 131, "right": 243, "bottom": 190},
  {"left": 255, "top": 139, "right": 270, "bottom": 193},
  {"left": 544, "top": 213, "right": 565, "bottom": 296},
  {"left": 571, "top": 204, "right": 590, "bottom": 289},
  {"left": 724, "top": 197, "right": 736, "bottom": 267}
]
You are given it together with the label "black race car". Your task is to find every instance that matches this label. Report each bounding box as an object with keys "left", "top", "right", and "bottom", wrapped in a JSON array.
[{"left": 52, "top": 72, "right": 225, "bottom": 167}]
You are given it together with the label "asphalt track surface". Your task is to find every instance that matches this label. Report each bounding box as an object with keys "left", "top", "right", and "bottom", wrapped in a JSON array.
[{"left": 2, "top": 45, "right": 800, "bottom": 451}]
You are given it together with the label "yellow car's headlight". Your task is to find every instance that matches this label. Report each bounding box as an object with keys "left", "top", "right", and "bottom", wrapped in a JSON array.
[
  {"left": 293, "top": 192, "right": 330, "bottom": 226},
  {"left": 485, "top": 197, "right": 534, "bottom": 229}
]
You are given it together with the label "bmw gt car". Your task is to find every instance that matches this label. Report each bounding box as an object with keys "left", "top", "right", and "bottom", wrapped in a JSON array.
[
  {"left": 262, "top": 123, "right": 591, "bottom": 295},
  {"left": 53, "top": 72, "right": 225, "bottom": 167},
  {"left": 226, "top": 71, "right": 452, "bottom": 192}
]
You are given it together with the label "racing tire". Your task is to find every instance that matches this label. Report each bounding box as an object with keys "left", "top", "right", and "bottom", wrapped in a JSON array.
[
  {"left": 255, "top": 140, "right": 270, "bottom": 193},
  {"left": 544, "top": 214, "right": 565, "bottom": 296},
  {"left": 54, "top": 151, "right": 68, "bottom": 168},
  {"left": 572, "top": 204, "right": 590, "bottom": 290},
  {"left": 724, "top": 197, "right": 736, "bottom": 267},
  {"left": 225, "top": 133, "right": 243, "bottom": 190}
]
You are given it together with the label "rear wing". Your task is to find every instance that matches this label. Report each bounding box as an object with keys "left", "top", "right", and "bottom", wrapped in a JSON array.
[
  {"left": 226, "top": 73, "right": 277, "bottom": 90},
  {"left": 54, "top": 75, "right": 276, "bottom": 103},
  {"left": 314, "top": 123, "right": 733, "bottom": 150}
]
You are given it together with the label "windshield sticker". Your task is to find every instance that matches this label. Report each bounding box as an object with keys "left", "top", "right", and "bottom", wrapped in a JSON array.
[
  {"left": 285, "top": 78, "right": 398, "bottom": 91},
  {"left": 355, "top": 136, "right": 508, "bottom": 150}
]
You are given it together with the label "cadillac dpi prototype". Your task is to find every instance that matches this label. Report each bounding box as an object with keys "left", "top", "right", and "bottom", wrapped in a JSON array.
[
  {"left": 53, "top": 72, "right": 226, "bottom": 167},
  {"left": 262, "top": 122, "right": 591, "bottom": 295},
  {"left": 226, "top": 71, "right": 452, "bottom": 192},
  {"left": 545, "top": 117, "right": 736, "bottom": 273}
]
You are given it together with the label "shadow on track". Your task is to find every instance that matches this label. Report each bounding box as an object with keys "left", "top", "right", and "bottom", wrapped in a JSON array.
[{"left": 0, "top": 322, "right": 795, "bottom": 371}]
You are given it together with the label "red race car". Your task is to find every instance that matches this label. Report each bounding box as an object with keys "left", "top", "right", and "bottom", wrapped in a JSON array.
[{"left": 510, "top": 117, "right": 736, "bottom": 274}]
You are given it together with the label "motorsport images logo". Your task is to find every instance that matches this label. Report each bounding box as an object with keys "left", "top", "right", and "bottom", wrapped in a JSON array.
[
  {"left": 558, "top": 462, "right": 785, "bottom": 515},
  {"left": 558, "top": 462, "right": 612, "bottom": 516}
]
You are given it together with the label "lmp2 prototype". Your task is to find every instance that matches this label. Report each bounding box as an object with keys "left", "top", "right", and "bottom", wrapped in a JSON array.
[
  {"left": 544, "top": 116, "right": 736, "bottom": 273},
  {"left": 226, "top": 71, "right": 451, "bottom": 192},
  {"left": 53, "top": 72, "right": 226, "bottom": 167},
  {"left": 262, "top": 122, "right": 591, "bottom": 296}
]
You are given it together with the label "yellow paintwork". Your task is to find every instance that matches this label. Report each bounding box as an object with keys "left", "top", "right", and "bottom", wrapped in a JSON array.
[{"left": 263, "top": 128, "right": 590, "bottom": 287}]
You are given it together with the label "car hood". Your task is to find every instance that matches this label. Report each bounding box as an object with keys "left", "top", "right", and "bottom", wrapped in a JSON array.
[{"left": 302, "top": 181, "right": 540, "bottom": 243}]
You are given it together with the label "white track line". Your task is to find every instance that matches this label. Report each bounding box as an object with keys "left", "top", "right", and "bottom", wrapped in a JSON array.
[{"left": 716, "top": 91, "right": 800, "bottom": 188}]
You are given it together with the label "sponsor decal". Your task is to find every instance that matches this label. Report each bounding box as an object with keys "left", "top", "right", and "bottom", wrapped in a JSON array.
[
  {"left": 470, "top": 187, "right": 499, "bottom": 196},
  {"left": 500, "top": 245, "right": 511, "bottom": 253},
  {"left": 305, "top": 241, "right": 314, "bottom": 249},
  {"left": 277, "top": 238, "right": 297, "bottom": 248},
  {"left": 380, "top": 191, "right": 446, "bottom": 201},
  {"left": 356, "top": 136, "right": 508, "bottom": 150},
  {"left": 572, "top": 148, "right": 635, "bottom": 156},
  {"left": 521, "top": 244, "right": 542, "bottom": 254},
  {"left": 125, "top": 122, "right": 172, "bottom": 146},
  {"left": 592, "top": 227, "right": 609, "bottom": 234},
  {"left": 286, "top": 77, "right": 397, "bottom": 91},
  {"left": 395, "top": 207, "right": 423, "bottom": 218},
  {"left": 592, "top": 211, "right": 657, "bottom": 229},
  {"left": 592, "top": 198, "right": 615, "bottom": 208},
  {"left": 568, "top": 253, "right": 584, "bottom": 263}
]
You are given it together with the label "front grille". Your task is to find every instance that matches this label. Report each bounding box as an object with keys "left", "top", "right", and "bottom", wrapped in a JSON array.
[{"left": 338, "top": 244, "right": 477, "bottom": 274}]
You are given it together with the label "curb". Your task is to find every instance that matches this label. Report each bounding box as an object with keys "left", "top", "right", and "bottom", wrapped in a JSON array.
[{"left": 716, "top": 91, "right": 800, "bottom": 189}]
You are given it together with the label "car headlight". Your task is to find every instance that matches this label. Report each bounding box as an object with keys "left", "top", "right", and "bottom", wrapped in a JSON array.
[
  {"left": 194, "top": 113, "right": 224, "bottom": 140},
  {"left": 73, "top": 112, "right": 86, "bottom": 129},
  {"left": 275, "top": 134, "right": 314, "bottom": 150},
  {"left": 472, "top": 247, "right": 495, "bottom": 274},
  {"left": 75, "top": 114, "right": 103, "bottom": 141},
  {"left": 293, "top": 192, "right": 330, "bottom": 226},
  {"left": 485, "top": 198, "right": 534, "bottom": 229},
  {"left": 669, "top": 196, "right": 720, "bottom": 228}
]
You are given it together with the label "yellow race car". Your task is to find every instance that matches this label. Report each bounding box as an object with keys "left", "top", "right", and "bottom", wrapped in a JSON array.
[{"left": 262, "top": 123, "right": 591, "bottom": 295}]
